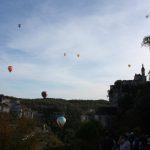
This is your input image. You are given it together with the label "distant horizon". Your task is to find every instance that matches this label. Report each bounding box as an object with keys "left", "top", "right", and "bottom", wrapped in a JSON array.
[{"left": 1, "top": 93, "right": 108, "bottom": 101}]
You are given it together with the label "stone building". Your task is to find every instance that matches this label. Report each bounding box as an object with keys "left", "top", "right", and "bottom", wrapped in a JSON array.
[
  {"left": 80, "top": 107, "right": 117, "bottom": 128},
  {"left": 108, "top": 64, "right": 147, "bottom": 106}
]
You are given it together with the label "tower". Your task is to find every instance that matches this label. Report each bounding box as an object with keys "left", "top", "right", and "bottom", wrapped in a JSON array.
[
  {"left": 141, "top": 64, "right": 146, "bottom": 82},
  {"left": 141, "top": 64, "right": 145, "bottom": 76}
]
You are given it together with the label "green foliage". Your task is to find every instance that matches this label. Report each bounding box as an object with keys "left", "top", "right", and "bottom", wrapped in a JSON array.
[
  {"left": 116, "top": 83, "right": 150, "bottom": 133},
  {"left": 0, "top": 112, "right": 65, "bottom": 150},
  {"left": 114, "top": 80, "right": 122, "bottom": 88},
  {"left": 76, "top": 121, "right": 104, "bottom": 141},
  {"left": 0, "top": 96, "right": 111, "bottom": 149},
  {"left": 73, "top": 121, "right": 104, "bottom": 150}
]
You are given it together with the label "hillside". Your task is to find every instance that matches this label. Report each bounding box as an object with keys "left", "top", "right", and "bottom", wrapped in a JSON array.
[
  {"left": 1, "top": 80, "right": 150, "bottom": 150},
  {"left": 0, "top": 95, "right": 114, "bottom": 150}
]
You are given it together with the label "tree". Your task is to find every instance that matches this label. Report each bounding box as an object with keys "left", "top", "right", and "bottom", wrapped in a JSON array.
[
  {"left": 75, "top": 121, "right": 104, "bottom": 150},
  {"left": 142, "top": 35, "right": 150, "bottom": 49}
]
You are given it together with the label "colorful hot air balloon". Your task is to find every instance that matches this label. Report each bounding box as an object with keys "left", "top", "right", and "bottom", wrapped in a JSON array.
[
  {"left": 8, "top": 66, "right": 13, "bottom": 72},
  {"left": 56, "top": 116, "right": 66, "bottom": 129},
  {"left": 41, "top": 91, "right": 47, "bottom": 99}
]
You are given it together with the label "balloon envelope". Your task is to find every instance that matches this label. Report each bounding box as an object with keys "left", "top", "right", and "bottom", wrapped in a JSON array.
[
  {"left": 128, "top": 64, "right": 131, "bottom": 67},
  {"left": 18, "top": 24, "right": 21, "bottom": 28},
  {"left": 8, "top": 66, "right": 13, "bottom": 72},
  {"left": 146, "top": 15, "right": 149, "bottom": 18},
  {"left": 56, "top": 116, "right": 66, "bottom": 128},
  {"left": 41, "top": 91, "right": 47, "bottom": 99}
]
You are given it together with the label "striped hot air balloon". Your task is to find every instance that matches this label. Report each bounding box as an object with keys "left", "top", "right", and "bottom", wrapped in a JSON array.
[{"left": 56, "top": 116, "right": 66, "bottom": 129}]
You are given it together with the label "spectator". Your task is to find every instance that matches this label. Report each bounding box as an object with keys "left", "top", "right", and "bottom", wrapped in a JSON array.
[{"left": 118, "top": 135, "right": 131, "bottom": 150}]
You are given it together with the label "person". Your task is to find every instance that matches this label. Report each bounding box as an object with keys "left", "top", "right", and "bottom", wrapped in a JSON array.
[
  {"left": 147, "top": 135, "right": 150, "bottom": 150},
  {"left": 132, "top": 136, "right": 140, "bottom": 150},
  {"left": 118, "top": 135, "right": 131, "bottom": 150},
  {"left": 101, "top": 134, "right": 116, "bottom": 150}
]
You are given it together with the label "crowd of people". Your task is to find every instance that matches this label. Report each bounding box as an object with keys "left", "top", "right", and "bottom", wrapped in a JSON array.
[{"left": 100, "top": 132, "right": 150, "bottom": 150}]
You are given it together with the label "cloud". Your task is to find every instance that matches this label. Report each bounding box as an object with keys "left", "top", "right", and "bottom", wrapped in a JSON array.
[{"left": 1, "top": 0, "right": 150, "bottom": 99}]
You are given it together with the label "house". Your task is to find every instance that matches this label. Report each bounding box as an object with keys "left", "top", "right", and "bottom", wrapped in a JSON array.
[{"left": 80, "top": 107, "right": 117, "bottom": 128}]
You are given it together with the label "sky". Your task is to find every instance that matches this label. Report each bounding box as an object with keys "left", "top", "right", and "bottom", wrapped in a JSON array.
[{"left": 0, "top": 0, "right": 150, "bottom": 100}]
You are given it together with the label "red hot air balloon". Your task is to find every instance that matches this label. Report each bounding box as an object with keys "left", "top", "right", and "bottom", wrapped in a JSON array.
[
  {"left": 8, "top": 66, "right": 13, "bottom": 72},
  {"left": 41, "top": 91, "right": 47, "bottom": 99}
]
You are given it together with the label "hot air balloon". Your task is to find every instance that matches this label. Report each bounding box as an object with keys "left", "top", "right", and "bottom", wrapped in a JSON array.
[
  {"left": 77, "top": 54, "right": 80, "bottom": 58},
  {"left": 146, "top": 15, "right": 149, "bottom": 19},
  {"left": 18, "top": 24, "right": 21, "bottom": 28},
  {"left": 41, "top": 91, "right": 47, "bottom": 99},
  {"left": 64, "top": 53, "right": 66, "bottom": 56},
  {"left": 56, "top": 116, "right": 66, "bottom": 128},
  {"left": 128, "top": 64, "right": 131, "bottom": 68},
  {"left": 8, "top": 66, "right": 13, "bottom": 72}
]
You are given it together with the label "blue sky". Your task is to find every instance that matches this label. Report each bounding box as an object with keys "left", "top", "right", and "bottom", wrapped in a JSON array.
[{"left": 0, "top": 0, "right": 150, "bottom": 100}]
